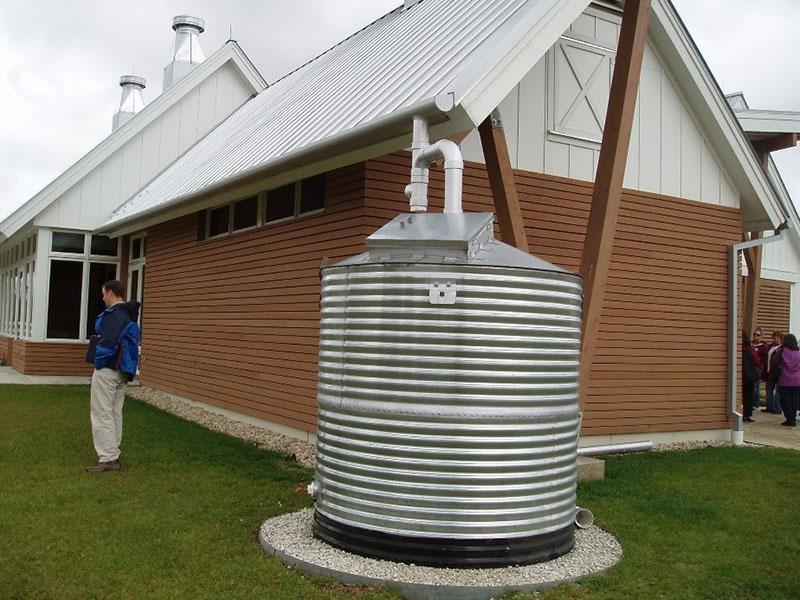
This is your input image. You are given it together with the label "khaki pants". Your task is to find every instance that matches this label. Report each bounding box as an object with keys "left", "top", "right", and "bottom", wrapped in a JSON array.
[{"left": 90, "top": 368, "right": 127, "bottom": 462}]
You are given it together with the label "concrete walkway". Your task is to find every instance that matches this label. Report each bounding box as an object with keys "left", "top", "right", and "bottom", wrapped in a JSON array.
[
  {"left": 0, "top": 366, "right": 91, "bottom": 385},
  {"left": 744, "top": 409, "right": 800, "bottom": 450}
]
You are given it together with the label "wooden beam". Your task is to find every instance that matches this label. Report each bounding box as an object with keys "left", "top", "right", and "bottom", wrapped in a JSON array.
[
  {"left": 743, "top": 231, "right": 763, "bottom": 336},
  {"left": 754, "top": 133, "right": 798, "bottom": 156},
  {"left": 578, "top": 0, "right": 652, "bottom": 408},
  {"left": 478, "top": 110, "right": 529, "bottom": 252}
]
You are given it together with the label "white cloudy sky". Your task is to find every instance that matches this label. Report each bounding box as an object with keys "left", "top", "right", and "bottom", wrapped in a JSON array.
[{"left": 0, "top": 0, "right": 799, "bottom": 220}]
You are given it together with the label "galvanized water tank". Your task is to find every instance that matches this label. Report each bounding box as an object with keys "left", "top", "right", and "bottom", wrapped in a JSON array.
[{"left": 312, "top": 212, "right": 582, "bottom": 567}]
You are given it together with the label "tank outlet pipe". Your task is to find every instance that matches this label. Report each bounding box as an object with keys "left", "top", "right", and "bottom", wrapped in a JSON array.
[
  {"left": 307, "top": 480, "right": 319, "bottom": 499},
  {"left": 405, "top": 115, "right": 464, "bottom": 214},
  {"left": 577, "top": 441, "right": 653, "bottom": 456},
  {"left": 575, "top": 507, "right": 594, "bottom": 529},
  {"left": 729, "top": 222, "right": 789, "bottom": 445}
]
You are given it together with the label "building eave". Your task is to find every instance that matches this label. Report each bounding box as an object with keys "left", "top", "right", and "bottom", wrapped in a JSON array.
[{"left": 0, "top": 41, "right": 267, "bottom": 241}]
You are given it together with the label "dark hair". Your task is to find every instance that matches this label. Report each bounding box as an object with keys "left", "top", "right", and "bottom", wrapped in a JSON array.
[
  {"left": 102, "top": 280, "right": 126, "bottom": 299},
  {"left": 784, "top": 334, "right": 799, "bottom": 351},
  {"left": 773, "top": 331, "right": 784, "bottom": 339}
]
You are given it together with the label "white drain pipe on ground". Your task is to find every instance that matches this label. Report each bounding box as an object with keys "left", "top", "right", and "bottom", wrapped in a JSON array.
[{"left": 728, "top": 223, "right": 789, "bottom": 445}]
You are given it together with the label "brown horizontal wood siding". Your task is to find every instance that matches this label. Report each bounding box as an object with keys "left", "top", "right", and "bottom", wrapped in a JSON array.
[
  {"left": 364, "top": 153, "right": 742, "bottom": 436},
  {"left": 745, "top": 277, "right": 791, "bottom": 337},
  {"left": 136, "top": 151, "right": 741, "bottom": 438},
  {"left": 11, "top": 340, "right": 91, "bottom": 375},
  {"left": 137, "top": 163, "right": 368, "bottom": 433}
]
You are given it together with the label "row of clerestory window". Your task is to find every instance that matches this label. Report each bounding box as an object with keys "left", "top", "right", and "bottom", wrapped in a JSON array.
[{"left": 201, "top": 174, "right": 325, "bottom": 240}]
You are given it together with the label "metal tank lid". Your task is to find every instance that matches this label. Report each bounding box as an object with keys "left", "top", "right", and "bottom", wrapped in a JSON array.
[{"left": 336, "top": 212, "right": 572, "bottom": 274}]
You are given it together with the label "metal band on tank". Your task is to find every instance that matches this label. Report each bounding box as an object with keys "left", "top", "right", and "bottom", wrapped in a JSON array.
[{"left": 313, "top": 511, "right": 575, "bottom": 568}]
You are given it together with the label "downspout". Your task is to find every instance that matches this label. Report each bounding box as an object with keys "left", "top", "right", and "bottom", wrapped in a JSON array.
[
  {"left": 729, "top": 221, "right": 790, "bottom": 444},
  {"left": 406, "top": 115, "right": 464, "bottom": 214}
]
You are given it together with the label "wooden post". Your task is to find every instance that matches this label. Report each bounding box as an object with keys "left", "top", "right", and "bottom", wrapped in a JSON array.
[
  {"left": 743, "top": 231, "right": 763, "bottom": 336},
  {"left": 478, "top": 109, "right": 529, "bottom": 252},
  {"left": 578, "top": 0, "right": 652, "bottom": 408}
]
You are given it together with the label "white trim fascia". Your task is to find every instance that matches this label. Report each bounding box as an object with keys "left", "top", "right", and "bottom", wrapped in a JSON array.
[
  {"left": 228, "top": 41, "right": 269, "bottom": 90},
  {"left": 29, "top": 227, "right": 49, "bottom": 341},
  {"left": 0, "top": 42, "right": 267, "bottom": 242},
  {"left": 649, "top": 0, "right": 784, "bottom": 231},
  {"left": 761, "top": 268, "right": 800, "bottom": 284},
  {"left": 734, "top": 109, "right": 800, "bottom": 135},
  {"left": 454, "top": 0, "right": 592, "bottom": 127}
]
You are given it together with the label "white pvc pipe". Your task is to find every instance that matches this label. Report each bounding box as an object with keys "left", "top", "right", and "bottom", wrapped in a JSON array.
[
  {"left": 577, "top": 441, "right": 653, "bottom": 456},
  {"left": 728, "top": 224, "right": 788, "bottom": 443},
  {"left": 406, "top": 115, "right": 464, "bottom": 214},
  {"left": 408, "top": 115, "right": 431, "bottom": 212},
  {"left": 575, "top": 507, "right": 594, "bottom": 529}
]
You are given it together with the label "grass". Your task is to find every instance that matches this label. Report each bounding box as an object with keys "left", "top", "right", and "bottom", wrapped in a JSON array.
[{"left": 1, "top": 385, "right": 798, "bottom": 599}]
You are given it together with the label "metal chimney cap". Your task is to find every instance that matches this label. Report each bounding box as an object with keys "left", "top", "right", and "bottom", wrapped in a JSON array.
[
  {"left": 119, "top": 75, "right": 146, "bottom": 89},
  {"left": 172, "top": 15, "right": 205, "bottom": 32}
]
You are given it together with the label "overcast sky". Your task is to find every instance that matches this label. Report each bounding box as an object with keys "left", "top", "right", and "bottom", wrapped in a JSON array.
[{"left": 1, "top": 0, "right": 799, "bottom": 221}]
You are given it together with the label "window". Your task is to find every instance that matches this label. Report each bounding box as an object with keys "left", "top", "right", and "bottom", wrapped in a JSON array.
[
  {"left": 300, "top": 175, "right": 326, "bottom": 214},
  {"left": 85, "top": 263, "right": 118, "bottom": 338},
  {"left": 265, "top": 184, "right": 295, "bottom": 222},
  {"left": 46, "top": 260, "right": 83, "bottom": 339},
  {"left": 208, "top": 205, "right": 231, "bottom": 237},
  {"left": 90, "top": 235, "right": 118, "bottom": 257},
  {"left": 52, "top": 232, "right": 85, "bottom": 254},
  {"left": 233, "top": 196, "right": 259, "bottom": 231},
  {"left": 131, "top": 237, "right": 142, "bottom": 260}
]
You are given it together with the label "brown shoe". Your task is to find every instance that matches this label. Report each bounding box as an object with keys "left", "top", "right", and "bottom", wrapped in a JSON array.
[{"left": 85, "top": 459, "right": 120, "bottom": 473}]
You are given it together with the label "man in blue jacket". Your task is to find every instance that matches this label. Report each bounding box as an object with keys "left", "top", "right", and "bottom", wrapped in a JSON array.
[{"left": 85, "top": 279, "right": 141, "bottom": 473}]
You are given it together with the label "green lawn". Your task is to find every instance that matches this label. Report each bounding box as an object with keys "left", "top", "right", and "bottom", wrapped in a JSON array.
[{"left": 1, "top": 385, "right": 798, "bottom": 599}]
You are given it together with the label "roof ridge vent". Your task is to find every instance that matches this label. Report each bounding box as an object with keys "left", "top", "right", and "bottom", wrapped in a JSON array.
[
  {"left": 112, "top": 75, "right": 146, "bottom": 132},
  {"left": 163, "top": 15, "right": 206, "bottom": 90}
]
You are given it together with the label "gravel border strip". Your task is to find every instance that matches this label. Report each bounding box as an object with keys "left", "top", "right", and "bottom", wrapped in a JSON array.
[
  {"left": 125, "top": 386, "right": 316, "bottom": 468},
  {"left": 259, "top": 508, "right": 622, "bottom": 600}
]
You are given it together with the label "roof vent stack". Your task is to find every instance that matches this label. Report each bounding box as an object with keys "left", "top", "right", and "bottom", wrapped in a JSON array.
[
  {"left": 163, "top": 15, "right": 206, "bottom": 90},
  {"left": 112, "top": 75, "right": 146, "bottom": 132}
]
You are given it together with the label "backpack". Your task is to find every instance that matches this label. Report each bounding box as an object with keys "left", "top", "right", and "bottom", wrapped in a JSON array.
[{"left": 114, "top": 321, "right": 141, "bottom": 381}]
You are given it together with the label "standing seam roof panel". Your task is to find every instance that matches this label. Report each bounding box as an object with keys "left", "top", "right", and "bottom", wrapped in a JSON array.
[{"left": 104, "top": 0, "right": 551, "bottom": 226}]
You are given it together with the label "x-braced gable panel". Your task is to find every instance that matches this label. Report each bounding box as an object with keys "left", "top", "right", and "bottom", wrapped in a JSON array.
[{"left": 460, "top": 5, "right": 741, "bottom": 209}]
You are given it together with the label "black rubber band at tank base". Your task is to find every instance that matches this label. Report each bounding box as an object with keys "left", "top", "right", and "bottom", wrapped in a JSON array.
[{"left": 312, "top": 511, "right": 575, "bottom": 568}]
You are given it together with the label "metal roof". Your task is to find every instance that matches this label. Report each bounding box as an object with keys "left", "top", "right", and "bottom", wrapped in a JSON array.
[{"left": 101, "top": 0, "right": 592, "bottom": 232}]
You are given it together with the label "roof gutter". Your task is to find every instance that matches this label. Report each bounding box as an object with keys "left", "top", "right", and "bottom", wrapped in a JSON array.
[
  {"left": 98, "top": 91, "right": 460, "bottom": 236},
  {"left": 728, "top": 221, "right": 790, "bottom": 444}
]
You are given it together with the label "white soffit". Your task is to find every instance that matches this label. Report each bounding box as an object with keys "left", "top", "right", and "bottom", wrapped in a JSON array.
[
  {"left": 99, "top": 0, "right": 592, "bottom": 234},
  {"left": 734, "top": 109, "right": 800, "bottom": 135},
  {"left": 0, "top": 41, "right": 266, "bottom": 242}
]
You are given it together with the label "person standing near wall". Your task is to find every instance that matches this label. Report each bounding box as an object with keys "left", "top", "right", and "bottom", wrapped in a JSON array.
[
  {"left": 85, "top": 280, "right": 141, "bottom": 472},
  {"left": 751, "top": 328, "right": 768, "bottom": 410},
  {"left": 764, "top": 331, "right": 784, "bottom": 415},
  {"left": 778, "top": 334, "right": 800, "bottom": 427},
  {"left": 743, "top": 332, "right": 760, "bottom": 423}
]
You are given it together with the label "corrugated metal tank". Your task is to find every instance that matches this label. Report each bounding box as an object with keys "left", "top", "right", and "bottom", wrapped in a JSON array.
[{"left": 313, "top": 212, "right": 582, "bottom": 567}]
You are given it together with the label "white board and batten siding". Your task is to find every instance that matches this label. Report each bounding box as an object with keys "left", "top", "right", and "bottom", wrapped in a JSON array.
[
  {"left": 36, "top": 62, "right": 254, "bottom": 232},
  {"left": 460, "top": 5, "right": 740, "bottom": 209}
]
